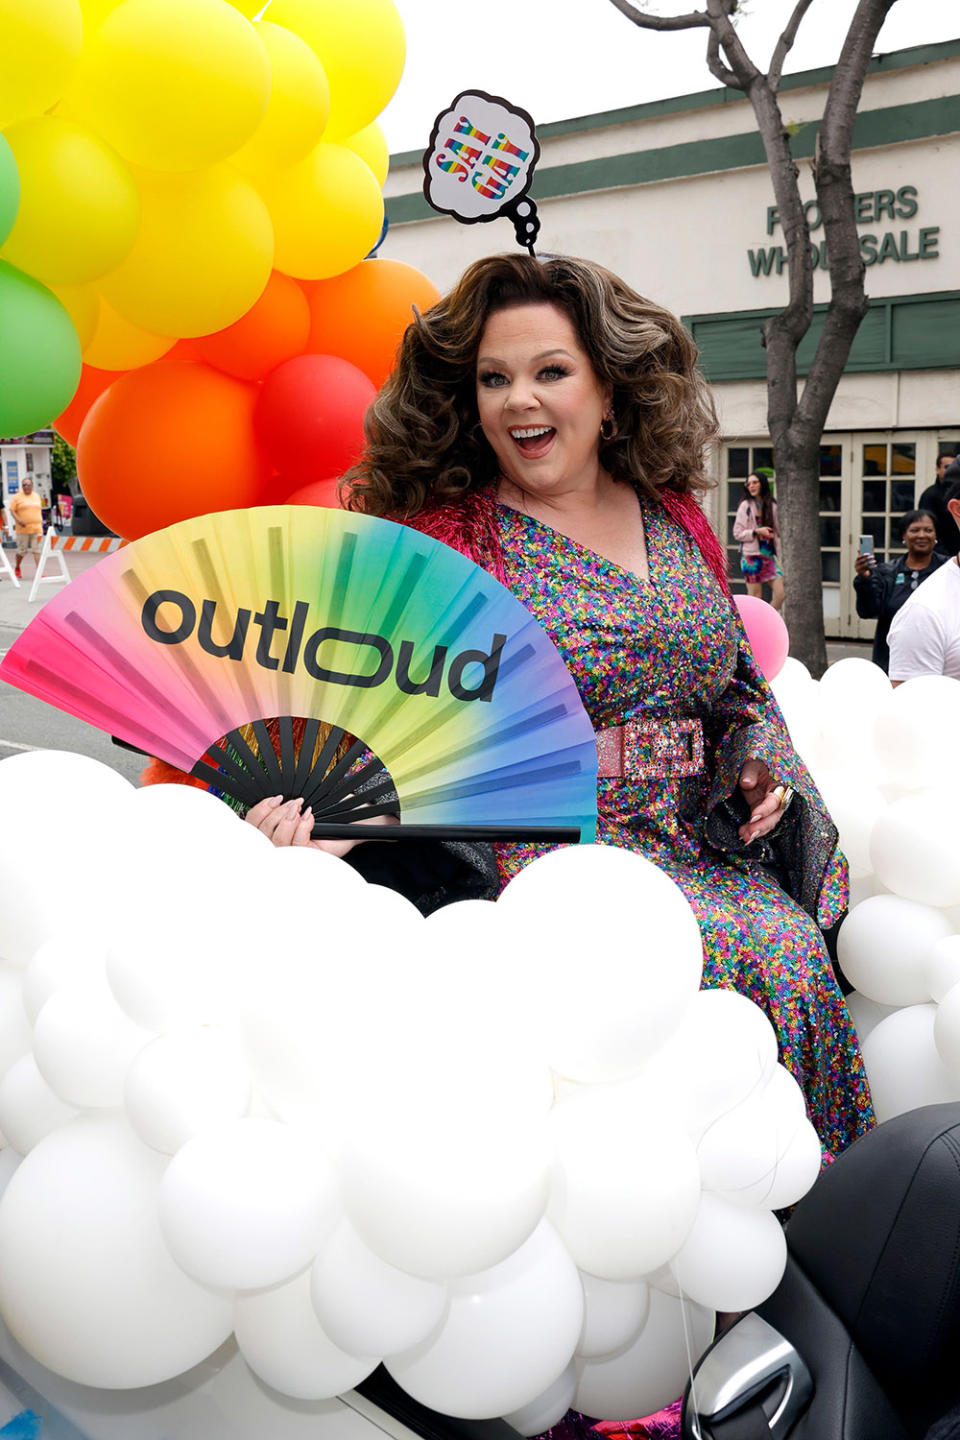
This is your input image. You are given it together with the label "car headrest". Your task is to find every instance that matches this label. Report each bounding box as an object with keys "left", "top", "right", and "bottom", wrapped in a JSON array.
[{"left": 785, "top": 1102, "right": 960, "bottom": 1429}]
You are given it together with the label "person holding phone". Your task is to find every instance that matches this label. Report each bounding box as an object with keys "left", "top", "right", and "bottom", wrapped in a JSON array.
[{"left": 853, "top": 508, "right": 948, "bottom": 671}]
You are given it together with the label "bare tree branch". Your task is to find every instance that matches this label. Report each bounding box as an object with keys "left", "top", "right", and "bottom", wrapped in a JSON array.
[
  {"left": 769, "top": 0, "right": 818, "bottom": 91},
  {"left": 707, "top": 27, "right": 741, "bottom": 89},
  {"left": 606, "top": 0, "right": 711, "bottom": 31},
  {"left": 704, "top": 0, "right": 762, "bottom": 90},
  {"left": 795, "top": 0, "right": 898, "bottom": 436}
]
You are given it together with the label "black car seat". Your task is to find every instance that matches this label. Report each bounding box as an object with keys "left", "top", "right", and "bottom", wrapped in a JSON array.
[{"left": 682, "top": 1102, "right": 960, "bottom": 1440}]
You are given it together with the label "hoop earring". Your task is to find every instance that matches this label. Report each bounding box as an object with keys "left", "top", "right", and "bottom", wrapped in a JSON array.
[{"left": 600, "top": 417, "right": 616, "bottom": 441}]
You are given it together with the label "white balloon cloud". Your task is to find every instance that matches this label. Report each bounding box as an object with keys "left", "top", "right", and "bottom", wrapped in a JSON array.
[
  {"left": 0, "top": 755, "right": 825, "bottom": 1428},
  {"left": 771, "top": 664, "right": 960, "bottom": 1125}
]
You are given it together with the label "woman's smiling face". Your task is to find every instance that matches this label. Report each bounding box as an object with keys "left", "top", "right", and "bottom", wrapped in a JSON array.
[{"left": 476, "top": 302, "right": 612, "bottom": 501}]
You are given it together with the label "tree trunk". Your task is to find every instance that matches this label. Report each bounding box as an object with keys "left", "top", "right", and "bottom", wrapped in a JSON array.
[{"left": 775, "top": 435, "right": 828, "bottom": 676}]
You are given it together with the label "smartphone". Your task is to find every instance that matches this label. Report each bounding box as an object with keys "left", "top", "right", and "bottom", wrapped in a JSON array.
[{"left": 858, "top": 535, "right": 874, "bottom": 554}]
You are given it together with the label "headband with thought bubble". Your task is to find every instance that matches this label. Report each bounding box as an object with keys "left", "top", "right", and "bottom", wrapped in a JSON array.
[{"left": 422, "top": 91, "right": 541, "bottom": 255}]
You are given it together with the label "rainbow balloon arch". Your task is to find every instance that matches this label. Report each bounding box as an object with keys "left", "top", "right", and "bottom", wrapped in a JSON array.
[{"left": 0, "top": 0, "right": 440, "bottom": 540}]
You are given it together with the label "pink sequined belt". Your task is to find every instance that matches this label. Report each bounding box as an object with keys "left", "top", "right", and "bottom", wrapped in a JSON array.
[{"left": 595, "top": 716, "right": 705, "bottom": 780}]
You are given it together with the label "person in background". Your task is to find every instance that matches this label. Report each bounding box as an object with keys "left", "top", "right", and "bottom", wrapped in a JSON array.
[
  {"left": 733, "top": 471, "right": 785, "bottom": 611},
  {"left": 853, "top": 508, "right": 949, "bottom": 672},
  {"left": 7, "top": 478, "right": 44, "bottom": 579},
  {"left": 889, "top": 480, "right": 960, "bottom": 683},
  {"left": 918, "top": 450, "right": 960, "bottom": 556}
]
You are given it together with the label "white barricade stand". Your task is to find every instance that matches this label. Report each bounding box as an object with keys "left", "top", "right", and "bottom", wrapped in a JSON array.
[
  {"left": 27, "top": 528, "right": 124, "bottom": 602},
  {"left": 0, "top": 541, "right": 19, "bottom": 588},
  {"left": 0, "top": 510, "right": 18, "bottom": 587}
]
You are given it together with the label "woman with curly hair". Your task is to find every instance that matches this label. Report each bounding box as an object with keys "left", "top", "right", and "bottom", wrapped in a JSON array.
[{"left": 250, "top": 252, "right": 872, "bottom": 1161}]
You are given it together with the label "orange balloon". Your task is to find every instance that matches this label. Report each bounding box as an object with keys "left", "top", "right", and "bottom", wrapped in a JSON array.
[
  {"left": 77, "top": 360, "right": 264, "bottom": 539},
  {"left": 193, "top": 271, "right": 310, "bottom": 381},
  {"left": 54, "top": 363, "right": 121, "bottom": 446},
  {"left": 307, "top": 259, "right": 440, "bottom": 389}
]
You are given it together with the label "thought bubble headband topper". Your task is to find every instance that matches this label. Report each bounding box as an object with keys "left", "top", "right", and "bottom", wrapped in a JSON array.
[{"left": 422, "top": 90, "right": 541, "bottom": 254}]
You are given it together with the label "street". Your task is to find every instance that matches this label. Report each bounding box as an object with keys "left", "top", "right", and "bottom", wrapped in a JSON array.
[{"left": 0, "top": 549, "right": 146, "bottom": 785}]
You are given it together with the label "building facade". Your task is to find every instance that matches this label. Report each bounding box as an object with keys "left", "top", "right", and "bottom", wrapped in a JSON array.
[
  {"left": 381, "top": 39, "right": 960, "bottom": 638},
  {"left": 0, "top": 432, "right": 52, "bottom": 514}
]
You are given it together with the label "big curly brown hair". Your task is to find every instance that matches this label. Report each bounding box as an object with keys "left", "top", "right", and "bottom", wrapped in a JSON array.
[{"left": 345, "top": 251, "right": 718, "bottom": 519}]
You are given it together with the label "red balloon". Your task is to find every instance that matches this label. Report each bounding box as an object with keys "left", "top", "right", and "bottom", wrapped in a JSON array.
[
  {"left": 54, "top": 365, "right": 123, "bottom": 447},
  {"left": 193, "top": 272, "right": 310, "bottom": 382},
  {"left": 253, "top": 354, "right": 375, "bottom": 485},
  {"left": 77, "top": 361, "right": 265, "bottom": 540},
  {"left": 284, "top": 477, "right": 343, "bottom": 508}
]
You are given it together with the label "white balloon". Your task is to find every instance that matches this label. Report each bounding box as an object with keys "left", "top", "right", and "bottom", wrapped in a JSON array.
[
  {"left": 159, "top": 1118, "right": 341, "bottom": 1290},
  {"left": 820, "top": 656, "right": 891, "bottom": 706},
  {"left": 0, "top": 1054, "right": 79, "bottom": 1153},
  {"left": 670, "top": 1194, "right": 787, "bottom": 1312},
  {"left": 386, "top": 1221, "right": 583, "bottom": 1421},
  {"left": 817, "top": 658, "right": 890, "bottom": 771},
  {"left": 814, "top": 772, "right": 886, "bottom": 880},
  {"left": 862, "top": 1004, "right": 960, "bottom": 1121},
  {"left": 0, "top": 1115, "right": 232, "bottom": 1387},
  {"left": 125, "top": 1026, "right": 252, "bottom": 1154},
  {"left": 845, "top": 991, "right": 898, "bottom": 1046},
  {"left": 769, "top": 666, "right": 820, "bottom": 768},
  {"left": 0, "top": 752, "right": 134, "bottom": 967},
  {"left": 22, "top": 937, "right": 107, "bottom": 1023},
  {"left": 576, "top": 1273, "right": 650, "bottom": 1359},
  {"left": 874, "top": 676, "right": 960, "bottom": 792},
  {"left": 497, "top": 845, "right": 702, "bottom": 1082},
  {"left": 0, "top": 1146, "right": 22, "bottom": 1200},
  {"left": 762, "top": 1119, "right": 823, "bottom": 1211},
  {"left": 837, "top": 895, "right": 953, "bottom": 1006},
  {"left": 695, "top": 1068, "right": 805, "bottom": 1207},
  {"left": 106, "top": 892, "right": 249, "bottom": 1033},
  {"left": 548, "top": 1087, "right": 700, "bottom": 1279},
  {"left": 0, "top": 964, "right": 32, "bottom": 1077},
  {"left": 574, "top": 1287, "right": 714, "bottom": 1421},
  {"left": 33, "top": 982, "right": 153, "bottom": 1108},
  {"left": 871, "top": 788, "right": 960, "bottom": 908},
  {"left": 341, "top": 1099, "right": 549, "bottom": 1280},
  {"left": 934, "top": 981, "right": 960, "bottom": 1081},
  {"left": 310, "top": 1220, "right": 448, "bottom": 1358},
  {"left": 926, "top": 936, "right": 960, "bottom": 1004},
  {"left": 848, "top": 873, "right": 889, "bottom": 908},
  {"left": 641, "top": 988, "right": 779, "bottom": 1136},
  {"left": 234, "top": 1268, "right": 377, "bottom": 1401},
  {"left": 504, "top": 1360, "right": 577, "bottom": 1436}
]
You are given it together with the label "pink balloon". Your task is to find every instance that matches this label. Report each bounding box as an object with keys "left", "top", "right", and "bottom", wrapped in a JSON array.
[{"left": 734, "top": 595, "right": 789, "bottom": 680}]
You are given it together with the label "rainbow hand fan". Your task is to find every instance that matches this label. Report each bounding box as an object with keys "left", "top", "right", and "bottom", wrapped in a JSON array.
[{"left": 0, "top": 507, "right": 597, "bottom": 842}]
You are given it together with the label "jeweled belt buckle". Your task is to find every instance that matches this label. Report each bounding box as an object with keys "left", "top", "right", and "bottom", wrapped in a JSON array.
[{"left": 623, "top": 716, "right": 705, "bottom": 780}]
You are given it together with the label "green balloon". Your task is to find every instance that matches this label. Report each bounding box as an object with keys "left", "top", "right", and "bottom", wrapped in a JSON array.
[
  {"left": 0, "top": 260, "right": 81, "bottom": 437},
  {"left": 0, "top": 132, "right": 18, "bottom": 248}
]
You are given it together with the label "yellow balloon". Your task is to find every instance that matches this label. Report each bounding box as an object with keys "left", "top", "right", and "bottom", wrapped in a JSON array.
[
  {"left": 84, "top": 297, "right": 174, "bottom": 369},
  {"left": 99, "top": 166, "right": 274, "bottom": 338},
  {"left": 343, "top": 121, "right": 389, "bottom": 188},
  {"left": 50, "top": 282, "right": 99, "bottom": 351},
  {"left": 0, "top": 0, "right": 83, "bottom": 126},
  {"left": 231, "top": 21, "right": 331, "bottom": 177},
  {"left": 78, "top": 0, "right": 124, "bottom": 33},
  {"left": 0, "top": 118, "right": 140, "bottom": 286},
  {"left": 264, "top": 0, "right": 404, "bottom": 140},
  {"left": 259, "top": 141, "right": 384, "bottom": 281},
  {"left": 67, "top": 0, "right": 270, "bottom": 171}
]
